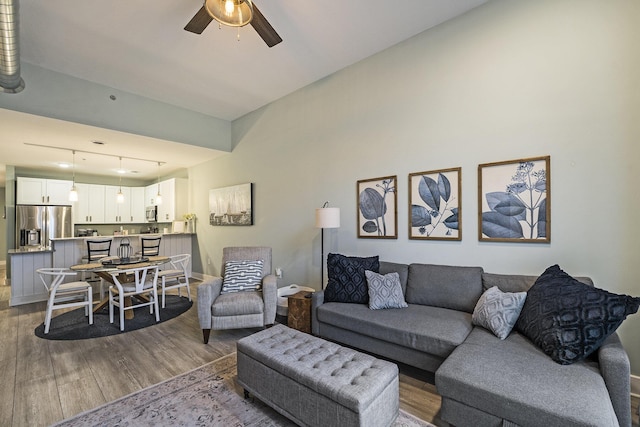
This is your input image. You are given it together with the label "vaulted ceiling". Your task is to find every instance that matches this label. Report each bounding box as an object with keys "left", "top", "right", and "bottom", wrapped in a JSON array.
[{"left": 0, "top": 0, "right": 487, "bottom": 183}]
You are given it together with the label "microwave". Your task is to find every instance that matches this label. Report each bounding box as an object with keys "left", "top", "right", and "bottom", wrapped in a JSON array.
[{"left": 145, "top": 206, "right": 157, "bottom": 222}]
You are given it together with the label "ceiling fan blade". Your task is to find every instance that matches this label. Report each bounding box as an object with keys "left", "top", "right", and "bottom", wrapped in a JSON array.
[
  {"left": 251, "top": 3, "right": 282, "bottom": 47},
  {"left": 184, "top": 6, "right": 213, "bottom": 34}
]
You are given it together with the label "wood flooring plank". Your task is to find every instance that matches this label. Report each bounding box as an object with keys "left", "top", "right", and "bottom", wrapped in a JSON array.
[
  {"left": 13, "top": 377, "right": 63, "bottom": 427},
  {"left": 57, "top": 376, "right": 107, "bottom": 419},
  {"left": 0, "top": 356, "right": 17, "bottom": 427}
]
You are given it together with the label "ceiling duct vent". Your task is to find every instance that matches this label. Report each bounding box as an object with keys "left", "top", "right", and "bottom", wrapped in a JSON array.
[{"left": 0, "top": 0, "right": 25, "bottom": 93}]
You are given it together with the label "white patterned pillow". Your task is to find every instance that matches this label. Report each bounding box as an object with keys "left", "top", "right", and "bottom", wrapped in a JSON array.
[
  {"left": 365, "top": 270, "right": 408, "bottom": 310},
  {"left": 221, "top": 260, "right": 264, "bottom": 294},
  {"left": 472, "top": 286, "right": 527, "bottom": 339}
]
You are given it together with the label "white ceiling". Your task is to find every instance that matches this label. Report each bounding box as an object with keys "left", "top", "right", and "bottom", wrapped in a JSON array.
[{"left": 1, "top": 0, "right": 487, "bottom": 185}]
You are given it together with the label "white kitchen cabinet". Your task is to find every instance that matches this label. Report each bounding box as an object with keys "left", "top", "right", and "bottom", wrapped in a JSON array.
[
  {"left": 17, "top": 177, "right": 73, "bottom": 205},
  {"left": 72, "top": 183, "right": 106, "bottom": 224},
  {"left": 157, "top": 178, "right": 187, "bottom": 222},
  {"left": 104, "top": 186, "right": 131, "bottom": 223},
  {"left": 130, "top": 187, "right": 146, "bottom": 222},
  {"left": 145, "top": 183, "right": 159, "bottom": 207}
]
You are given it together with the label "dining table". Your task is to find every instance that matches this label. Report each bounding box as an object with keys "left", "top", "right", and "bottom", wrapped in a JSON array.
[{"left": 70, "top": 255, "right": 170, "bottom": 319}]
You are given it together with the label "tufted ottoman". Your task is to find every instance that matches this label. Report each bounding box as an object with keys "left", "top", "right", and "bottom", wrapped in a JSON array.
[{"left": 237, "top": 324, "right": 399, "bottom": 427}]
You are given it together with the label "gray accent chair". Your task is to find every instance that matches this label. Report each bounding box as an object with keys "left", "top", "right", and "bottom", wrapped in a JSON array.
[{"left": 197, "top": 246, "right": 277, "bottom": 344}]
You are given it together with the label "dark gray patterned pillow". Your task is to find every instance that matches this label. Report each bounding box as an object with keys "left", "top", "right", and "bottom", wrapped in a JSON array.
[
  {"left": 472, "top": 286, "right": 526, "bottom": 339},
  {"left": 324, "top": 253, "right": 379, "bottom": 304},
  {"left": 365, "top": 270, "right": 408, "bottom": 310},
  {"left": 516, "top": 264, "right": 640, "bottom": 364},
  {"left": 221, "top": 259, "right": 264, "bottom": 293}
]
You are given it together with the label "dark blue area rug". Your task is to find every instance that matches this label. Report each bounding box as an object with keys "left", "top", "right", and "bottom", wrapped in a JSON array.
[{"left": 35, "top": 295, "right": 192, "bottom": 340}]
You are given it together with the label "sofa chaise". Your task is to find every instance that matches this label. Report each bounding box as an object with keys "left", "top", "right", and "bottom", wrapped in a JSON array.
[{"left": 311, "top": 260, "right": 635, "bottom": 427}]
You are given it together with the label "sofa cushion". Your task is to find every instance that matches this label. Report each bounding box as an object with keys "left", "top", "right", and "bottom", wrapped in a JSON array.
[
  {"left": 472, "top": 286, "right": 526, "bottom": 340},
  {"left": 365, "top": 270, "right": 408, "bottom": 310},
  {"left": 406, "top": 264, "right": 483, "bottom": 313},
  {"left": 212, "top": 291, "right": 264, "bottom": 316},
  {"left": 435, "top": 327, "right": 620, "bottom": 427},
  {"left": 324, "top": 253, "right": 379, "bottom": 304},
  {"left": 221, "top": 259, "right": 264, "bottom": 293},
  {"left": 317, "top": 302, "right": 472, "bottom": 358},
  {"left": 516, "top": 264, "right": 640, "bottom": 365}
]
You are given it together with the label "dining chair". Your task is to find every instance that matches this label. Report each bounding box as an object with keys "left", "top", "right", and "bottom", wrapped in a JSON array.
[
  {"left": 37, "top": 268, "right": 93, "bottom": 334},
  {"left": 140, "top": 236, "right": 162, "bottom": 257},
  {"left": 85, "top": 238, "right": 114, "bottom": 298},
  {"left": 108, "top": 265, "right": 160, "bottom": 331},
  {"left": 157, "top": 253, "right": 191, "bottom": 308}
]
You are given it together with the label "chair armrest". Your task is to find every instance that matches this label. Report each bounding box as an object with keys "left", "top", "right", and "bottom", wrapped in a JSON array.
[
  {"left": 598, "top": 332, "right": 632, "bottom": 427},
  {"left": 311, "top": 290, "right": 325, "bottom": 335},
  {"left": 262, "top": 274, "right": 277, "bottom": 325},
  {"left": 197, "top": 276, "right": 223, "bottom": 329}
]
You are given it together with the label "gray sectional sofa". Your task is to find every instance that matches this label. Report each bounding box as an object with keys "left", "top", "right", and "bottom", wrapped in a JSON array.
[{"left": 311, "top": 261, "right": 632, "bottom": 427}]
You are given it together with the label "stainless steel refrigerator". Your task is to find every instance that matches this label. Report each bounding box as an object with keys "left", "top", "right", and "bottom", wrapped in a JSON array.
[{"left": 16, "top": 205, "right": 73, "bottom": 249}]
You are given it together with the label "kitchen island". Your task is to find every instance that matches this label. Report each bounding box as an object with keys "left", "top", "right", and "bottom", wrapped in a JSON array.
[{"left": 9, "top": 232, "right": 193, "bottom": 306}]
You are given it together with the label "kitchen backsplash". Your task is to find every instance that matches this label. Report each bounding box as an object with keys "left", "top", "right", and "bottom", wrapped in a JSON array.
[{"left": 74, "top": 223, "right": 173, "bottom": 237}]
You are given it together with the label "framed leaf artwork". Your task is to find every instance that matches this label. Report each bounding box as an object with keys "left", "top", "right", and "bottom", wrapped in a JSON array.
[
  {"left": 478, "top": 156, "right": 550, "bottom": 243},
  {"left": 357, "top": 175, "right": 397, "bottom": 239},
  {"left": 409, "top": 167, "right": 461, "bottom": 240}
]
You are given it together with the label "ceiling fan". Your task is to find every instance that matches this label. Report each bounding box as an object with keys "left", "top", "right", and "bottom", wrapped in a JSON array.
[{"left": 184, "top": 0, "right": 282, "bottom": 47}]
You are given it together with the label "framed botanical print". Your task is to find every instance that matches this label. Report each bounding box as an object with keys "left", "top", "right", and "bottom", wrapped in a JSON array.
[
  {"left": 478, "top": 156, "right": 550, "bottom": 243},
  {"left": 357, "top": 175, "right": 397, "bottom": 239},
  {"left": 409, "top": 167, "right": 461, "bottom": 240}
]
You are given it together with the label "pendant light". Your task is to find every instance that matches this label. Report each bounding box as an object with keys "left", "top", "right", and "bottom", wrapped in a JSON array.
[
  {"left": 155, "top": 162, "right": 162, "bottom": 205},
  {"left": 68, "top": 150, "right": 78, "bottom": 202},
  {"left": 116, "top": 157, "right": 125, "bottom": 203}
]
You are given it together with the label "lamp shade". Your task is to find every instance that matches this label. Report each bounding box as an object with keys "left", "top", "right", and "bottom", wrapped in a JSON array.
[
  {"left": 316, "top": 207, "right": 340, "bottom": 229},
  {"left": 205, "top": 0, "right": 253, "bottom": 27}
]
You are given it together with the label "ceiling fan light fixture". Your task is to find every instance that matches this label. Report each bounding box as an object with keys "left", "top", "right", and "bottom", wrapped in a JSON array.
[{"left": 205, "top": 0, "right": 253, "bottom": 27}]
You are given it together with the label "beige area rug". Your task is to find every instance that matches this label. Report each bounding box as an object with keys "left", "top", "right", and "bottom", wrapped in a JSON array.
[{"left": 53, "top": 353, "right": 435, "bottom": 427}]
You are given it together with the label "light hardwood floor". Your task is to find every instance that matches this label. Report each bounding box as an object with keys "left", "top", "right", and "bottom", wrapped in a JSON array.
[{"left": 0, "top": 266, "right": 637, "bottom": 426}]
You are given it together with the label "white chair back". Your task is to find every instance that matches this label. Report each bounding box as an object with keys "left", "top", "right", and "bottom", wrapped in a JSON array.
[
  {"left": 109, "top": 265, "right": 159, "bottom": 292},
  {"left": 169, "top": 254, "right": 190, "bottom": 273},
  {"left": 37, "top": 268, "right": 77, "bottom": 292}
]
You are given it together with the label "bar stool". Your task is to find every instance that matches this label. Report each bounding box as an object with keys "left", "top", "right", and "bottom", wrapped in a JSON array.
[
  {"left": 86, "top": 239, "right": 114, "bottom": 298},
  {"left": 140, "top": 236, "right": 162, "bottom": 257}
]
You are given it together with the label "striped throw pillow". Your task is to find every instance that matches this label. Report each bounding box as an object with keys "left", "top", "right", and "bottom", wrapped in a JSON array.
[{"left": 221, "top": 260, "right": 264, "bottom": 294}]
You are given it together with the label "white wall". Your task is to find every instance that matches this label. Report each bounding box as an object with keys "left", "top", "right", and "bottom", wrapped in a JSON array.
[{"left": 190, "top": 0, "right": 640, "bottom": 373}]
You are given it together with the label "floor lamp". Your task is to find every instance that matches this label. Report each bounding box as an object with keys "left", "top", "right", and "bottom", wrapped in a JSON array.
[{"left": 315, "top": 202, "right": 340, "bottom": 289}]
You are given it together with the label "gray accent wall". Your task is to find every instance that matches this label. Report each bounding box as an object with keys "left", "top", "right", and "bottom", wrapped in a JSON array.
[
  {"left": 0, "top": 63, "right": 231, "bottom": 152},
  {"left": 189, "top": 0, "right": 640, "bottom": 374}
]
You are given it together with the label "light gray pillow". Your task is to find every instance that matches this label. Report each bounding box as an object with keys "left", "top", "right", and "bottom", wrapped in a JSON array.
[
  {"left": 365, "top": 270, "right": 408, "bottom": 310},
  {"left": 221, "top": 259, "right": 264, "bottom": 294},
  {"left": 472, "top": 286, "right": 526, "bottom": 339}
]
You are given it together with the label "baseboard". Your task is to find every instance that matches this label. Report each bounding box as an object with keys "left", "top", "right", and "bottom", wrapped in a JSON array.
[
  {"left": 192, "top": 272, "right": 214, "bottom": 281},
  {"left": 631, "top": 375, "right": 640, "bottom": 398}
]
